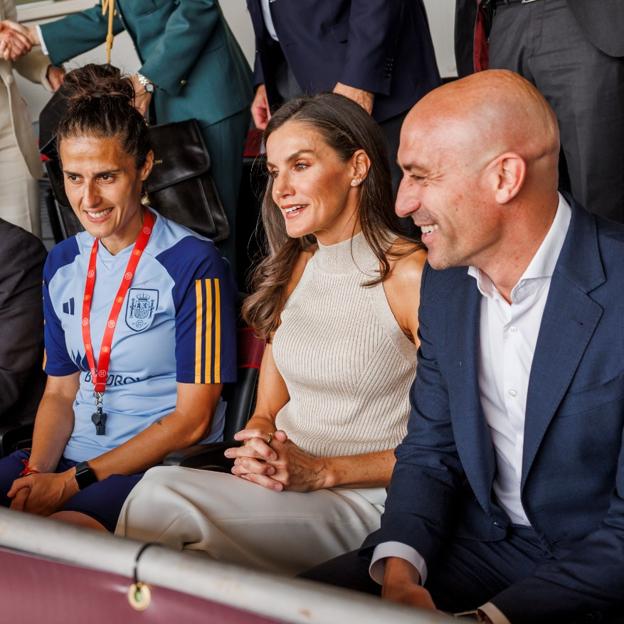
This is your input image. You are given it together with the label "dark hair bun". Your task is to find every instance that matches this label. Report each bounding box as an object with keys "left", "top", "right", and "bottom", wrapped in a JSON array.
[
  {"left": 62, "top": 63, "right": 134, "bottom": 109},
  {"left": 56, "top": 63, "right": 151, "bottom": 169}
]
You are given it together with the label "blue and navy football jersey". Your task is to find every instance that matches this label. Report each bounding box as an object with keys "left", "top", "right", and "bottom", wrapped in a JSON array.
[{"left": 43, "top": 209, "right": 237, "bottom": 463}]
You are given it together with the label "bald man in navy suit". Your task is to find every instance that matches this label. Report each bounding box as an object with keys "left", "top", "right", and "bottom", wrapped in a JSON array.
[{"left": 305, "top": 70, "right": 624, "bottom": 624}]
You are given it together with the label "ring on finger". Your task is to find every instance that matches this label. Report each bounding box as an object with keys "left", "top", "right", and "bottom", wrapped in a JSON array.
[{"left": 266, "top": 432, "right": 273, "bottom": 446}]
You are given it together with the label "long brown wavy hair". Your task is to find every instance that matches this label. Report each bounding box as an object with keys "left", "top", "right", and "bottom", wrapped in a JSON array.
[{"left": 243, "top": 93, "right": 421, "bottom": 338}]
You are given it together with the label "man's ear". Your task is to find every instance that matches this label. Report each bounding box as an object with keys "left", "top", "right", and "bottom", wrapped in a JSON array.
[{"left": 489, "top": 152, "right": 526, "bottom": 204}]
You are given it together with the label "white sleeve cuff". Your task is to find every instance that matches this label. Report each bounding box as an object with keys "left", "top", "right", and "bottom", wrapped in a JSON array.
[
  {"left": 36, "top": 25, "right": 49, "bottom": 56},
  {"left": 480, "top": 602, "right": 512, "bottom": 624},
  {"left": 369, "top": 541, "right": 428, "bottom": 585}
]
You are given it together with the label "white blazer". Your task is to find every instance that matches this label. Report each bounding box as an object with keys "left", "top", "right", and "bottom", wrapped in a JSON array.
[{"left": 0, "top": 0, "right": 51, "bottom": 179}]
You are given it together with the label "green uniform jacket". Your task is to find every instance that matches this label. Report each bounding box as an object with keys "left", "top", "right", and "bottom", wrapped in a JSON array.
[{"left": 40, "top": 0, "right": 252, "bottom": 127}]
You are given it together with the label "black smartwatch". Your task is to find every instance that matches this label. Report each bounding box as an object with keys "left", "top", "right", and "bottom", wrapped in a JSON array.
[{"left": 74, "top": 461, "right": 98, "bottom": 490}]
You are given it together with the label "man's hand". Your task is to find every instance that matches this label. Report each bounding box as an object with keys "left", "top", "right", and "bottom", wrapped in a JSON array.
[
  {"left": 46, "top": 65, "right": 65, "bottom": 91},
  {"left": 333, "top": 82, "right": 374, "bottom": 115},
  {"left": 129, "top": 73, "right": 152, "bottom": 117},
  {"left": 7, "top": 470, "right": 78, "bottom": 516},
  {"left": 382, "top": 557, "right": 437, "bottom": 610},
  {"left": 251, "top": 84, "right": 271, "bottom": 130},
  {"left": 0, "top": 20, "right": 32, "bottom": 61}
]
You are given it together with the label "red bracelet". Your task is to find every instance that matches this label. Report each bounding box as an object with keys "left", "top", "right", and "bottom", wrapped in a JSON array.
[{"left": 19, "top": 459, "right": 40, "bottom": 477}]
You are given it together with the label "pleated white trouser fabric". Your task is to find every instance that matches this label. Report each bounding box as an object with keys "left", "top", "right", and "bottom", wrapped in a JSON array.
[
  {"left": 0, "top": 142, "right": 40, "bottom": 236},
  {"left": 116, "top": 466, "right": 386, "bottom": 575}
]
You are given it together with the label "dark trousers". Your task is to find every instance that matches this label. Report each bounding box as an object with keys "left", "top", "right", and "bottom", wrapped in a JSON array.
[
  {"left": 199, "top": 108, "right": 250, "bottom": 276},
  {"left": 0, "top": 449, "right": 143, "bottom": 532},
  {"left": 488, "top": 0, "right": 624, "bottom": 222},
  {"left": 302, "top": 526, "right": 624, "bottom": 624}
]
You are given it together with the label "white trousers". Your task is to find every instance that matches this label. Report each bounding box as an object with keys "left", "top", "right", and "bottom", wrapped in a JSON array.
[
  {"left": 116, "top": 467, "right": 386, "bottom": 575},
  {"left": 0, "top": 143, "right": 40, "bottom": 237}
]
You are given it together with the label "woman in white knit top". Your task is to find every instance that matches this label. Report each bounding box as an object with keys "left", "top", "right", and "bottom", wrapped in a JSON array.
[{"left": 116, "top": 94, "right": 426, "bottom": 574}]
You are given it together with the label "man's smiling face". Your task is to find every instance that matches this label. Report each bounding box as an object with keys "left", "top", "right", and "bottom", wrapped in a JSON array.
[{"left": 394, "top": 113, "right": 504, "bottom": 271}]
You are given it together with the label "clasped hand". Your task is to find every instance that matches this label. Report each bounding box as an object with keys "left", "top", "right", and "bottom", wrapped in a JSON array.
[
  {"left": 226, "top": 428, "right": 327, "bottom": 492},
  {"left": 0, "top": 20, "right": 33, "bottom": 62},
  {"left": 7, "top": 470, "right": 78, "bottom": 516}
]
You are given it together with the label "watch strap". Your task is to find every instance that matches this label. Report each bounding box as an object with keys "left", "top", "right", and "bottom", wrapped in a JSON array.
[{"left": 74, "top": 461, "right": 98, "bottom": 490}]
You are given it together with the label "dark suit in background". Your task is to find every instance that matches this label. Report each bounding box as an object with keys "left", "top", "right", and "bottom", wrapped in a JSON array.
[
  {"left": 455, "top": 0, "right": 624, "bottom": 223},
  {"left": 246, "top": 0, "right": 440, "bottom": 188},
  {"left": 0, "top": 219, "right": 46, "bottom": 433}
]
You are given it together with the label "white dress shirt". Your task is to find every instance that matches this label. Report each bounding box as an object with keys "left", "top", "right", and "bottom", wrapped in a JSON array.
[
  {"left": 260, "top": 0, "right": 279, "bottom": 42},
  {"left": 369, "top": 194, "right": 572, "bottom": 623},
  {"left": 36, "top": 25, "right": 49, "bottom": 56}
]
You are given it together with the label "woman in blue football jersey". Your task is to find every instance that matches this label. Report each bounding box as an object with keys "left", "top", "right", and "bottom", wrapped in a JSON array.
[{"left": 0, "top": 64, "right": 237, "bottom": 532}]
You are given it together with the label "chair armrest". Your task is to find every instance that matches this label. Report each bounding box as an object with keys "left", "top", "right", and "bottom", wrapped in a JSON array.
[
  {"left": 162, "top": 441, "right": 242, "bottom": 471},
  {"left": 0, "top": 421, "right": 34, "bottom": 458}
]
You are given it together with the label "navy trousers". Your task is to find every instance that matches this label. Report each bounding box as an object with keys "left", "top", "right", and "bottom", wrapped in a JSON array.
[
  {"left": 0, "top": 449, "right": 143, "bottom": 532},
  {"left": 302, "top": 526, "right": 624, "bottom": 623}
]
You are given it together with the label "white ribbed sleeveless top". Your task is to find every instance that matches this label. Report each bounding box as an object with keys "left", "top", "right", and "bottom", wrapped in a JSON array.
[{"left": 272, "top": 232, "right": 417, "bottom": 457}]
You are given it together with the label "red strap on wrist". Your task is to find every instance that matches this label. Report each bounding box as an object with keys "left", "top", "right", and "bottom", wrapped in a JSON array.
[{"left": 19, "top": 459, "right": 40, "bottom": 477}]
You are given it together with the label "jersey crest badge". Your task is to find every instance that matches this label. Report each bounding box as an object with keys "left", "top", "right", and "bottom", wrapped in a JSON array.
[{"left": 125, "top": 288, "right": 159, "bottom": 332}]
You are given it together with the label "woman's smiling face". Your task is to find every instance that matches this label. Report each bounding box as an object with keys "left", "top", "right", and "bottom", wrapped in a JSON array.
[
  {"left": 265, "top": 120, "right": 364, "bottom": 245},
  {"left": 60, "top": 134, "right": 153, "bottom": 254}
]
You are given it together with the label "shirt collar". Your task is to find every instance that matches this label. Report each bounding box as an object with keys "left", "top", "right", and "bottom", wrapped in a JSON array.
[{"left": 468, "top": 193, "right": 572, "bottom": 299}]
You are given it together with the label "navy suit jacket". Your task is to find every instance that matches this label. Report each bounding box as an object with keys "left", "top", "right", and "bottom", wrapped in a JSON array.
[
  {"left": 365, "top": 202, "right": 624, "bottom": 621},
  {"left": 246, "top": 0, "right": 440, "bottom": 123}
]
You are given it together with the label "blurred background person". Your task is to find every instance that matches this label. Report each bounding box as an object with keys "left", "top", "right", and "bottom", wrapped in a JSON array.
[
  {"left": 247, "top": 0, "right": 441, "bottom": 192},
  {"left": 3, "top": 0, "right": 253, "bottom": 267},
  {"left": 0, "top": 0, "right": 63, "bottom": 237},
  {"left": 455, "top": 0, "right": 624, "bottom": 223},
  {"left": 0, "top": 217, "right": 46, "bottom": 436}
]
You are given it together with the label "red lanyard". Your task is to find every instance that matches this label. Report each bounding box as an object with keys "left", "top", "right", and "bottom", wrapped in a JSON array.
[{"left": 81, "top": 210, "right": 155, "bottom": 396}]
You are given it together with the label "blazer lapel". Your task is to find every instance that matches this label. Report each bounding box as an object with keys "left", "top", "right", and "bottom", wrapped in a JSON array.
[
  {"left": 447, "top": 273, "right": 497, "bottom": 512},
  {"left": 522, "top": 204, "right": 605, "bottom": 487}
]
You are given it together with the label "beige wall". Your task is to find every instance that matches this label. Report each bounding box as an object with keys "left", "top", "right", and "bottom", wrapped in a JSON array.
[{"left": 15, "top": 0, "right": 456, "bottom": 122}]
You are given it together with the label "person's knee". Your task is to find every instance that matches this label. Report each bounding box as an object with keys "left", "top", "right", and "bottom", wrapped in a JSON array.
[{"left": 50, "top": 511, "right": 107, "bottom": 532}]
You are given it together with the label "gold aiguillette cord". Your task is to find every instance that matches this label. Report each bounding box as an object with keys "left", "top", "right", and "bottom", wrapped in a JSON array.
[{"left": 101, "top": 0, "right": 115, "bottom": 64}]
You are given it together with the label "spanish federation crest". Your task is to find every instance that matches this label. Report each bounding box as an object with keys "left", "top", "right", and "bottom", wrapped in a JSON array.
[{"left": 125, "top": 288, "right": 159, "bottom": 332}]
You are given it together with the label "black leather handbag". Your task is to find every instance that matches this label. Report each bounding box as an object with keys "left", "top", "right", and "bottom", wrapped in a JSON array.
[
  {"left": 144, "top": 119, "right": 229, "bottom": 242},
  {"left": 39, "top": 91, "right": 229, "bottom": 242}
]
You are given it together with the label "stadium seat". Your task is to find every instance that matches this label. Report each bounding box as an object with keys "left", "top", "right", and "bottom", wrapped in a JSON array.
[{"left": 163, "top": 324, "right": 265, "bottom": 471}]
